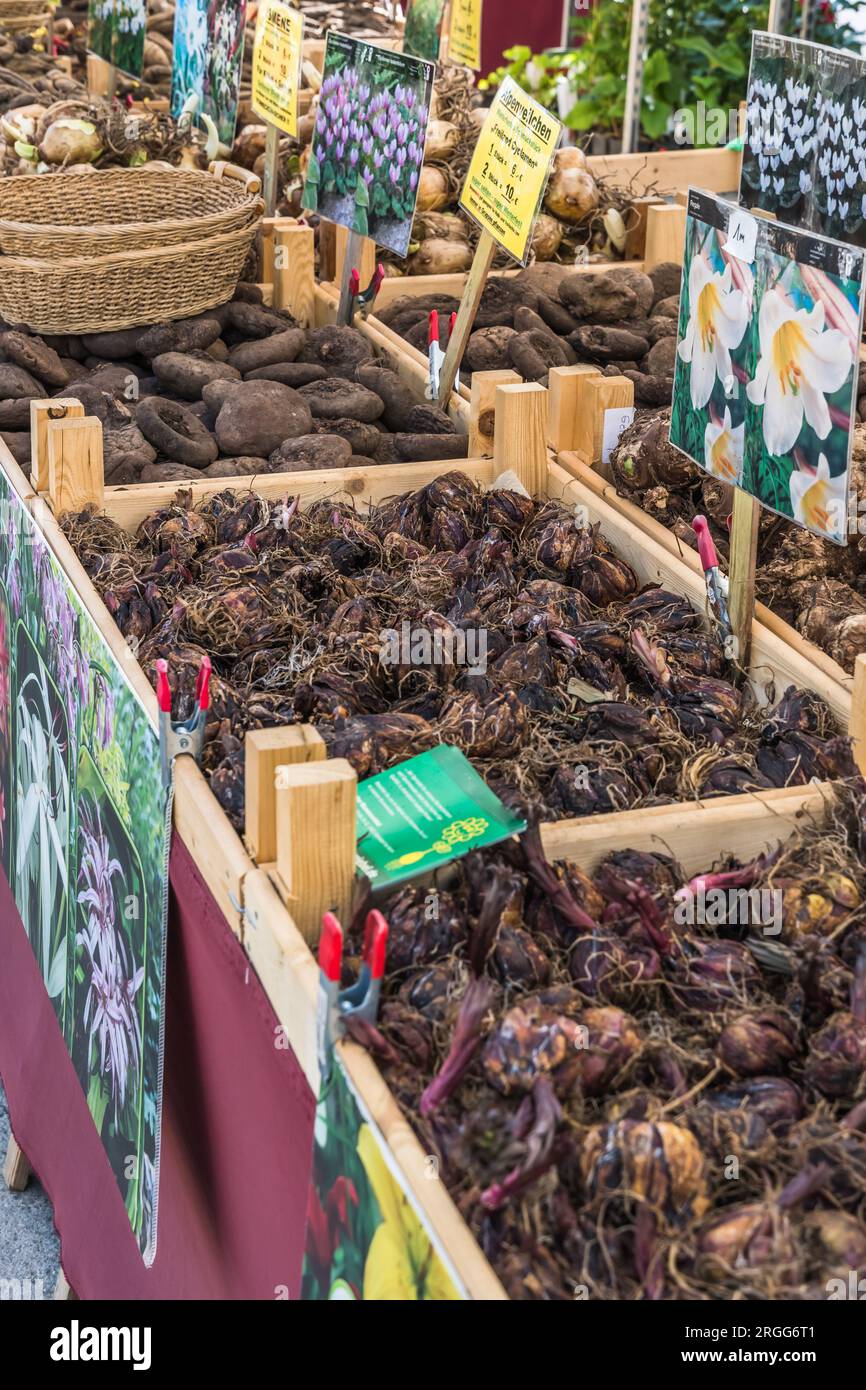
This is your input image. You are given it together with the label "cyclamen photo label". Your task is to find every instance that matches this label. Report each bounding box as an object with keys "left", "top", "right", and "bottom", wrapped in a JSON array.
[
  {"left": 301, "top": 34, "right": 435, "bottom": 259},
  {"left": 671, "top": 189, "right": 866, "bottom": 544},
  {"left": 741, "top": 31, "right": 866, "bottom": 249},
  {"left": 403, "top": 0, "right": 447, "bottom": 62},
  {"left": 170, "top": 0, "right": 248, "bottom": 146}
]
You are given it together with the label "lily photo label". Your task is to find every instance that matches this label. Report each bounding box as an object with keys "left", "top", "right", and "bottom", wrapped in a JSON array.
[{"left": 670, "top": 190, "right": 866, "bottom": 544}]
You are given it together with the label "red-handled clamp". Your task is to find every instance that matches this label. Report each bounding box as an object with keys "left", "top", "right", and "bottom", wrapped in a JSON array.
[
  {"left": 316, "top": 908, "right": 389, "bottom": 1079},
  {"left": 155, "top": 654, "right": 211, "bottom": 786},
  {"left": 692, "top": 515, "right": 731, "bottom": 641},
  {"left": 347, "top": 262, "right": 385, "bottom": 323},
  {"left": 426, "top": 311, "right": 458, "bottom": 399}
]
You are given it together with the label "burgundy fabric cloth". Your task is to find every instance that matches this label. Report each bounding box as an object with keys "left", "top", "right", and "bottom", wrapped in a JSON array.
[
  {"left": 480, "top": 0, "right": 564, "bottom": 77},
  {"left": 0, "top": 834, "right": 315, "bottom": 1299}
]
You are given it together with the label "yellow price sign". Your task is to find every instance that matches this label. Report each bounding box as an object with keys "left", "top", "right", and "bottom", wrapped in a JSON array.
[
  {"left": 459, "top": 75, "right": 561, "bottom": 265},
  {"left": 448, "top": 0, "right": 483, "bottom": 72},
  {"left": 251, "top": 0, "right": 304, "bottom": 138}
]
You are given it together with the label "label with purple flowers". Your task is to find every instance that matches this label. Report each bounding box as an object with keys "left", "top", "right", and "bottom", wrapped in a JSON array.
[
  {"left": 0, "top": 460, "right": 169, "bottom": 1264},
  {"left": 300, "top": 33, "right": 435, "bottom": 258}
]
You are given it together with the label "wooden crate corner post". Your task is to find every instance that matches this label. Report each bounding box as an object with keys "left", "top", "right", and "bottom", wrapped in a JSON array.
[
  {"left": 30, "top": 398, "right": 85, "bottom": 492},
  {"left": 571, "top": 374, "right": 635, "bottom": 467},
  {"left": 493, "top": 380, "right": 548, "bottom": 496},
  {"left": 274, "top": 759, "right": 357, "bottom": 943},
  {"left": 644, "top": 201, "right": 687, "bottom": 271},
  {"left": 851, "top": 653, "right": 866, "bottom": 776},
  {"left": 46, "top": 415, "right": 104, "bottom": 515},
  {"left": 468, "top": 369, "right": 521, "bottom": 457},
  {"left": 3, "top": 1135, "right": 31, "bottom": 1191},
  {"left": 547, "top": 364, "right": 602, "bottom": 454},
  {"left": 271, "top": 220, "right": 316, "bottom": 326},
  {"left": 244, "top": 724, "right": 326, "bottom": 865}
]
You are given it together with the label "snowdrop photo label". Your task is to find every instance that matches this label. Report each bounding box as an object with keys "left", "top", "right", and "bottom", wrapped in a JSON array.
[
  {"left": 741, "top": 31, "right": 866, "bottom": 249},
  {"left": 670, "top": 189, "right": 865, "bottom": 544},
  {"left": 170, "top": 0, "right": 248, "bottom": 146},
  {"left": 87, "top": 0, "right": 146, "bottom": 79},
  {"left": 300, "top": 34, "right": 435, "bottom": 258}
]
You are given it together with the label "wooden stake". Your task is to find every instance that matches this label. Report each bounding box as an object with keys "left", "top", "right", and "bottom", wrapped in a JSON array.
[
  {"left": 275, "top": 759, "right": 357, "bottom": 943},
  {"left": 644, "top": 203, "right": 687, "bottom": 271},
  {"left": 437, "top": 231, "right": 497, "bottom": 408},
  {"left": 850, "top": 654, "right": 866, "bottom": 775},
  {"left": 547, "top": 365, "right": 602, "bottom": 452},
  {"left": 728, "top": 488, "right": 761, "bottom": 670},
  {"left": 493, "top": 382, "right": 547, "bottom": 496},
  {"left": 572, "top": 374, "right": 634, "bottom": 465},
  {"left": 262, "top": 123, "right": 280, "bottom": 217},
  {"left": 336, "top": 228, "right": 367, "bottom": 323},
  {"left": 621, "top": 0, "right": 649, "bottom": 154},
  {"left": 30, "top": 398, "right": 84, "bottom": 492},
  {"left": 46, "top": 416, "right": 104, "bottom": 515},
  {"left": 245, "top": 725, "right": 326, "bottom": 865},
  {"left": 3, "top": 1135, "right": 30, "bottom": 1191},
  {"left": 468, "top": 369, "right": 520, "bottom": 457},
  {"left": 272, "top": 221, "right": 315, "bottom": 326}
]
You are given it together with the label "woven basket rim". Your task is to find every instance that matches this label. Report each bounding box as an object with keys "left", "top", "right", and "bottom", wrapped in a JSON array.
[
  {"left": 0, "top": 203, "right": 261, "bottom": 246},
  {"left": 0, "top": 220, "right": 259, "bottom": 272},
  {"left": 0, "top": 167, "right": 262, "bottom": 238}
]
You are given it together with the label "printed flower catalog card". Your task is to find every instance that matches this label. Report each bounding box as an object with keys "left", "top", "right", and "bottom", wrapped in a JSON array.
[
  {"left": 741, "top": 32, "right": 866, "bottom": 248},
  {"left": 670, "top": 189, "right": 866, "bottom": 544},
  {"left": 301, "top": 34, "right": 435, "bottom": 258}
]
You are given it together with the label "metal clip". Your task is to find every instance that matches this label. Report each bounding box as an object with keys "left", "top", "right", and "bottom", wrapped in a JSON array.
[
  {"left": 155, "top": 654, "right": 211, "bottom": 786},
  {"left": 316, "top": 909, "right": 389, "bottom": 1080}
]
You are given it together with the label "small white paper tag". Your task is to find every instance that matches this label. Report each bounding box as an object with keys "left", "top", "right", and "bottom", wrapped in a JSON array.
[
  {"left": 602, "top": 405, "right": 635, "bottom": 465},
  {"left": 726, "top": 208, "right": 758, "bottom": 263}
]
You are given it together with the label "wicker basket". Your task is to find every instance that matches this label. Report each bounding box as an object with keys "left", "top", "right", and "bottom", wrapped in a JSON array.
[
  {"left": 0, "top": 163, "right": 263, "bottom": 258},
  {"left": 0, "top": 222, "right": 259, "bottom": 334},
  {"left": 0, "top": 10, "right": 51, "bottom": 30}
]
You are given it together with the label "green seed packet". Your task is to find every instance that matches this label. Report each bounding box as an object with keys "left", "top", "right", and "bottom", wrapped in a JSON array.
[{"left": 356, "top": 744, "right": 526, "bottom": 889}]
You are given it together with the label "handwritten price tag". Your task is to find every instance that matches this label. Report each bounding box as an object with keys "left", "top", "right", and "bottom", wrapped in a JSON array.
[
  {"left": 251, "top": 0, "right": 303, "bottom": 137},
  {"left": 448, "top": 0, "right": 483, "bottom": 71},
  {"left": 459, "top": 75, "right": 562, "bottom": 264}
]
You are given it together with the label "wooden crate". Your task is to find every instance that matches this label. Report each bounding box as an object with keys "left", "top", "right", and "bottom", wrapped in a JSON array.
[{"left": 2, "top": 357, "right": 857, "bottom": 1296}]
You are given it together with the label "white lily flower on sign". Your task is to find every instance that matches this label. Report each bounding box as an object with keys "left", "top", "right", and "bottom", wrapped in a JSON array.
[
  {"left": 703, "top": 408, "right": 744, "bottom": 484},
  {"left": 789, "top": 454, "right": 847, "bottom": 540},
  {"left": 746, "top": 292, "right": 853, "bottom": 456},
  {"left": 677, "top": 257, "right": 749, "bottom": 410}
]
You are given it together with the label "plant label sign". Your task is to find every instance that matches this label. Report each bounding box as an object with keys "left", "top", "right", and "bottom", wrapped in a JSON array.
[
  {"left": 0, "top": 459, "right": 169, "bottom": 1264},
  {"left": 459, "top": 75, "right": 562, "bottom": 265},
  {"left": 170, "top": 0, "right": 248, "bottom": 146},
  {"left": 403, "top": 0, "right": 447, "bottom": 62},
  {"left": 302, "top": 1055, "right": 464, "bottom": 1300},
  {"left": 301, "top": 33, "right": 435, "bottom": 259},
  {"left": 251, "top": 0, "right": 304, "bottom": 138},
  {"left": 355, "top": 745, "right": 526, "bottom": 890},
  {"left": 448, "top": 0, "right": 483, "bottom": 72},
  {"left": 670, "top": 187, "right": 866, "bottom": 545},
  {"left": 741, "top": 32, "right": 866, "bottom": 249},
  {"left": 87, "top": 0, "right": 146, "bottom": 79}
]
